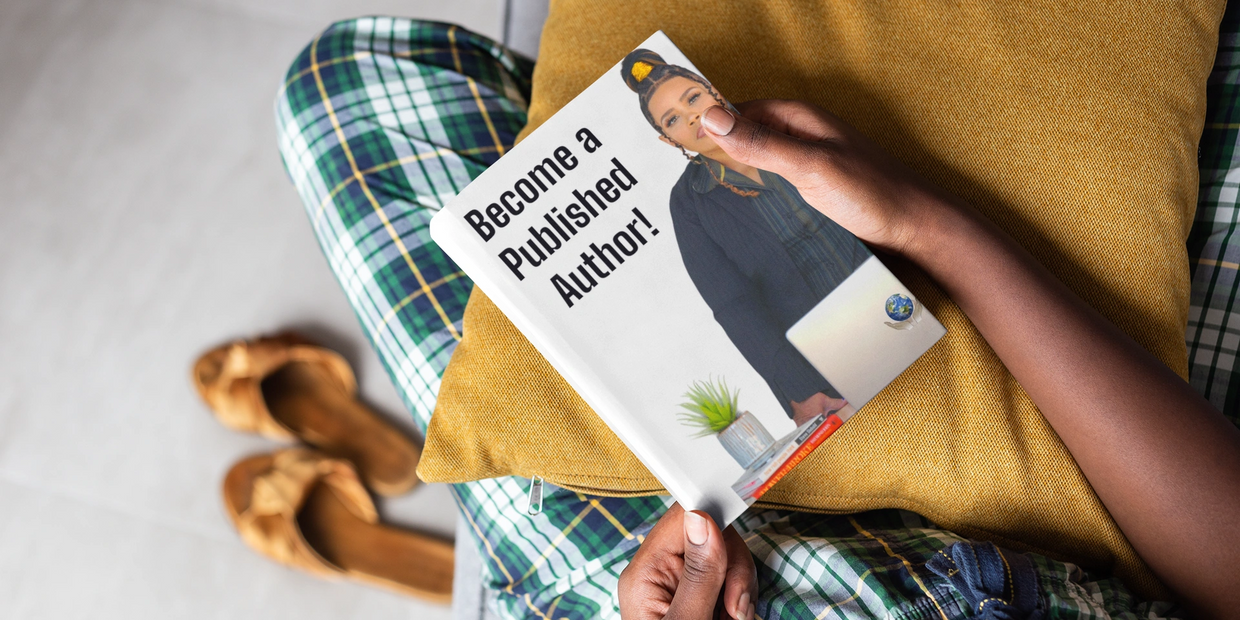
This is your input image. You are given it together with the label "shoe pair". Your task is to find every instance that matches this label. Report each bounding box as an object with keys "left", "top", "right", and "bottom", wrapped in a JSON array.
[{"left": 193, "top": 333, "right": 452, "bottom": 603}]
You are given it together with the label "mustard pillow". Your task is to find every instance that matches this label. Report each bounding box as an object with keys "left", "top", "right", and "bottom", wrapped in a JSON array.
[{"left": 418, "top": 0, "right": 1224, "bottom": 598}]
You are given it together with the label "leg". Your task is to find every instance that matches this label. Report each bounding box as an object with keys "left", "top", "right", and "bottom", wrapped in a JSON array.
[{"left": 275, "top": 17, "right": 533, "bottom": 433}]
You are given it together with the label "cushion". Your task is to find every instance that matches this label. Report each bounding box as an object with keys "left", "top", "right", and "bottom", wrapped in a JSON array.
[{"left": 418, "top": 0, "right": 1225, "bottom": 598}]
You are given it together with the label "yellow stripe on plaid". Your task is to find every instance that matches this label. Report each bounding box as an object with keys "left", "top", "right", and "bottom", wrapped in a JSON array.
[
  {"left": 811, "top": 564, "right": 906, "bottom": 620},
  {"left": 507, "top": 503, "right": 597, "bottom": 593},
  {"left": 380, "top": 272, "right": 469, "bottom": 329},
  {"left": 455, "top": 485, "right": 518, "bottom": 585},
  {"left": 449, "top": 25, "right": 507, "bottom": 158},
  {"left": 280, "top": 47, "right": 473, "bottom": 91},
  {"left": 1195, "top": 256, "right": 1240, "bottom": 270},
  {"left": 311, "top": 145, "right": 505, "bottom": 226},
  {"left": 848, "top": 516, "right": 951, "bottom": 620},
  {"left": 522, "top": 593, "right": 555, "bottom": 620},
  {"left": 309, "top": 33, "right": 463, "bottom": 342},
  {"left": 312, "top": 147, "right": 456, "bottom": 224},
  {"left": 576, "top": 493, "right": 639, "bottom": 541}
]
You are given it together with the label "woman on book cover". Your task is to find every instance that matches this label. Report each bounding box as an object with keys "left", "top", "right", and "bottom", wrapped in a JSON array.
[{"left": 621, "top": 49, "right": 872, "bottom": 426}]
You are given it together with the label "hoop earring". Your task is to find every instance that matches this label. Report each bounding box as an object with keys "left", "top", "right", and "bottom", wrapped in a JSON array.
[
  {"left": 660, "top": 131, "right": 697, "bottom": 163},
  {"left": 662, "top": 129, "right": 757, "bottom": 197}
]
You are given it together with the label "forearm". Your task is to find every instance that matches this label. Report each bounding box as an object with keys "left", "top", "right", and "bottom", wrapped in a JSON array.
[
  {"left": 905, "top": 194, "right": 1240, "bottom": 613},
  {"left": 699, "top": 98, "right": 1240, "bottom": 610}
]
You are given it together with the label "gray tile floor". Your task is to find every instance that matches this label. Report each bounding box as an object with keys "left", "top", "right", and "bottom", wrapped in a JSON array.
[{"left": 0, "top": 1, "right": 507, "bottom": 617}]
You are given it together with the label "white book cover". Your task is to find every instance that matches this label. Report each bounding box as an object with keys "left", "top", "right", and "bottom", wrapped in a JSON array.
[{"left": 430, "top": 31, "right": 945, "bottom": 524}]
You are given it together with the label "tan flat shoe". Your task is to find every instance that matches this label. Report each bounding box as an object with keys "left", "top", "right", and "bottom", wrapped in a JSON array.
[
  {"left": 194, "top": 332, "right": 420, "bottom": 496},
  {"left": 223, "top": 448, "right": 453, "bottom": 603}
]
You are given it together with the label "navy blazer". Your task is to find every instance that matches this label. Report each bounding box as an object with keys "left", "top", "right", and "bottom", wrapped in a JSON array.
[{"left": 669, "top": 159, "right": 870, "bottom": 417}]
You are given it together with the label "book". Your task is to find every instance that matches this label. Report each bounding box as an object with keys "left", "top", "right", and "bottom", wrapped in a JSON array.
[
  {"left": 730, "top": 413, "right": 843, "bottom": 502},
  {"left": 430, "top": 31, "right": 946, "bottom": 524}
]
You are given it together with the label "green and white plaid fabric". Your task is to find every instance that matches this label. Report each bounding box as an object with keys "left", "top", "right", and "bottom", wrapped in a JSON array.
[
  {"left": 1189, "top": 19, "right": 1240, "bottom": 426},
  {"left": 276, "top": 14, "right": 1239, "bottom": 619}
]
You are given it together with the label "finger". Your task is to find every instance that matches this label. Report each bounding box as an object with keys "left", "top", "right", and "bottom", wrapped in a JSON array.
[
  {"left": 642, "top": 503, "right": 686, "bottom": 556},
  {"left": 665, "top": 510, "right": 728, "bottom": 620},
  {"left": 620, "top": 505, "right": 685, "bottom": 620},
  {"left": 627, "top": 503, "right": 686, "bottom": 569},
  {"left": 700, "top": 106, "right": 831, "bottom": 188},
  {"left": 721, "top": 526, "right": 757, "bottom": 620},
  {"left": 734, "top": 99, "right": 842, "bottom": 143}
]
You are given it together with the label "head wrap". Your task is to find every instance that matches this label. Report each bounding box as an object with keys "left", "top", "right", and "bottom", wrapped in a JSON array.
[
  {"left": 621, "top": 49, "right": 670, "bottom": 95},
  {"left": 620, "top": 48, "right": 718, "bottom": 132},
  {"left": 618, "top": 48, "right": 755, "bottom": 197}
]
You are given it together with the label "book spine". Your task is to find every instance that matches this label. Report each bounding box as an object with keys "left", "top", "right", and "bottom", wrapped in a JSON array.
[
  {"left": 430, "top": 209, "right": 698, "bottom": 506},
  {"left": 749, "top": 413, "right": 845, "bottom": 501}
]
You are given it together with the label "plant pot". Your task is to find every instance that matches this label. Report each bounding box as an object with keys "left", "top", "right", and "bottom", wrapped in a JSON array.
[{"left": 716, "top": 411, "right": 774, "bottom": 468}]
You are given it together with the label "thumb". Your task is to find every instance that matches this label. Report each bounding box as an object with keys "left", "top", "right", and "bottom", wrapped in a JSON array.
[
  {"left": 701, "top": 105, "right": 823, "bottom": 184},
  {"left": 665, "top": 510, "right": 728, "bottom": 620}
]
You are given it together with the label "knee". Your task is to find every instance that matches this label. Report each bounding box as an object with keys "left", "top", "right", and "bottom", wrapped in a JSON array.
[{"left": 275, "top": 18, "right": 361, "bottom": 121}]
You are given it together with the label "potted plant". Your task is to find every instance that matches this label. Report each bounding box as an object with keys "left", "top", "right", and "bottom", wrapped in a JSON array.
[{"left": 677, "top": 377, "right": 774, "bottom": 468}]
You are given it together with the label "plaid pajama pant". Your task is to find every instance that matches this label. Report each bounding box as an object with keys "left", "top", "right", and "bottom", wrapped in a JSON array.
[{"left": 276, "top": 14, "right": 1240, "bottom": 620}]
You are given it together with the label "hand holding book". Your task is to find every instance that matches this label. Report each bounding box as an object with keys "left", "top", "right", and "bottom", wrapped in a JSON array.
[
  {"left": 696, "top": 98, "right": 1240, "bottom": 616},
  {"left": 699, "top": 100, "right": 946, "bottom": 257},
  {"left": 618, "top": 504, "right": 756, "bottom": 620},
  {"left": 432, "top": 34, "right": 945, "bottom": 524},
  {"left": 616, "top": 100, "right": 948, "bottom": 620},
  {"left": 431, "top": 32, "right": 1240, "bottom": 613}
]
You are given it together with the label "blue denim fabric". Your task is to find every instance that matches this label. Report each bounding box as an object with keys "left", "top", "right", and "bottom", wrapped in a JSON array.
[{"left": 926, "top": 541, "right": 1045, "bottom": 619}]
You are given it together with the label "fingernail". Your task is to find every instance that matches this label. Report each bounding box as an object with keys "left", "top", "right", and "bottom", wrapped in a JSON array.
[
  {"left": 702, "top": 106, "right": 736, "bottom": 136},
  {"left": 735, "top": 592, "right": 750, "bottom": 620},
  {"left": 747, "top": 601, "right": 755, "bottom": 620},
  {"left": 684, "top": 511, "right": 709, "bottom": 546}
]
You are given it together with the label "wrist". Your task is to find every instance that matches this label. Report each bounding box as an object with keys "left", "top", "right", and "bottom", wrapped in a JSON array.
[{"left": 896, "top": 188, "right": 982, "bottom": 265}]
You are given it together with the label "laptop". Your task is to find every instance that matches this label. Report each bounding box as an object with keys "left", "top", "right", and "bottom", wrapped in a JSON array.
[{"left": 785, "top": 255, "right": 947, "bottom": 411}]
